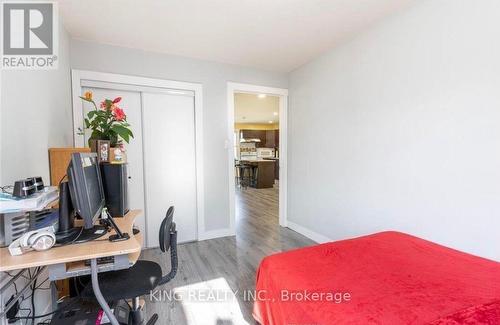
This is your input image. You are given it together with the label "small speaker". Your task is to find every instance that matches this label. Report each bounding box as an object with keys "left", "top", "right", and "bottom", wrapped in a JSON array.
[
  {"left": 13, "top": 179, "right": 36, "bottom": 198},
  {"left": 100, "top": 163, "right": 129, "bottom": 217},
  {"left": 28, "top": 176, "right": 44, "bottom": 191}
]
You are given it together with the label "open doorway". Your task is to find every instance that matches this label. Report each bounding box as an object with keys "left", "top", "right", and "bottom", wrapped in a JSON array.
[{"left": 227, "top": 83, "right": 288, "bottom": 235}]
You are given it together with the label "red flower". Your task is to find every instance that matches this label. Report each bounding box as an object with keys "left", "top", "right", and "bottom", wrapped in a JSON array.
[
  {"left": 113, "top": 107, "right": 126, "bottom": 121},
  {"left": 112, "top": 97, "right": 122, "bottom": 104},
  {"left": 100, "top": 101, "right": 107, "bottom": 109}
]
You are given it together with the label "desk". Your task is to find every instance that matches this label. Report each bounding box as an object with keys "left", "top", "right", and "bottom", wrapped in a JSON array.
[{"left": 0, "top": 210, "right": 143, "bottom": 325}]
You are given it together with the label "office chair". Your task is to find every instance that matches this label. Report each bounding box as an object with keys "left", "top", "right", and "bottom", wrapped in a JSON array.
[{"left": 80, "top": 206, "right": 178, "bottom": 325}]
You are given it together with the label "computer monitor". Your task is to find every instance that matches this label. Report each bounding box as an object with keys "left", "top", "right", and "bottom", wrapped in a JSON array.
[
  {"left": 67, "top": 152, "right": 105, "bottom": 229},
  {"left": 64, "top": 152, "right": 129, "bottom": 243}
]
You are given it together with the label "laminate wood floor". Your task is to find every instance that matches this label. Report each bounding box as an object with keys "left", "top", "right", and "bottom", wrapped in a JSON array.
[{"left": 140, "top": 184, "right": 315, "bottom": 325}]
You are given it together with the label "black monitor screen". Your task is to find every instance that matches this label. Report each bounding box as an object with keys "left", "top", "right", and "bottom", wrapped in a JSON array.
[
  {"left": 83, "top": 158, "right": 103, "bottom": 219},
  {"left": 67, "top": 153, "right": 106, "bottom": 229}
]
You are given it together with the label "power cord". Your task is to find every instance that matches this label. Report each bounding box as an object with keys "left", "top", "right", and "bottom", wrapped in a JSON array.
[
  {"left": 10, "top": 297, "right": 79, "bottom": 322},
  {"left": 57, "top": 174, "right": 67, "bottom": 186},
  {"left": 30, "top": 268, "right": 38, "bottom": 325},
  {"left": 1, "top": 185, "right": 14, "bottom": 194},
  {"left": 5, "top": 268, "right": 52, "bottom": 325}
]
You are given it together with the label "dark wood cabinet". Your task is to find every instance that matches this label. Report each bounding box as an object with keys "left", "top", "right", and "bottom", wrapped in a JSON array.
[
  {"left": 241, "top": 129, "right": 266, "bottom": 147},
  {"left": 240, "top": 129, "right": 279, "bottom": 148},
  {"left": 241, "top": 129, "right": 259, "bottom": 139},
  {"left": 265, "top": 130, "right": 275, "bottom": 148}
]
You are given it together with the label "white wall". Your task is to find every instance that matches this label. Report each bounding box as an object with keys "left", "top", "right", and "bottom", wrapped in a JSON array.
[
  {"left": 1, "top": 21, "right": 73, "bottom": 185},
  {"left": 69, "top": 39, "right": 288, "bottom": 232},
  {"left": 288, "top": 0, "right": 500, "bottom": 261},
  {"left": 0, "top": 20, "right": 72, "bottom": 323}
]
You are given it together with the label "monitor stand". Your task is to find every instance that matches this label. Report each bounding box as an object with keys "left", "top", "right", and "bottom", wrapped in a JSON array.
[
  {"left": 74, "top": 225, "right": 108, "bottom": 243},
  {"left": 55, "top": 227, "right": 82, "bottom": 245},
  {"left": 101, "top": 208, "right": 130, "bottom": 242}
]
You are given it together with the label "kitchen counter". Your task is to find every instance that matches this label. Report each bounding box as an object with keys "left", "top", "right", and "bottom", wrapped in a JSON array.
[
  {"left": 237, "top": 159, "right": 276, "bottom": 188},
  {"left": 263, "top": 157, "right": 279, "bottom": 180},
  {"left": 240, "top": 158, "right": 276, "bottom": 163}
]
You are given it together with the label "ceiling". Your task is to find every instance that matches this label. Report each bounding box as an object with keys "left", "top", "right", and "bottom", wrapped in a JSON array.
[
  {"left": 57, "top": 0, "right": 416, "bottom": 72},
  {"left": 235, "top": 93, "right": 279, "bottom": 124}
]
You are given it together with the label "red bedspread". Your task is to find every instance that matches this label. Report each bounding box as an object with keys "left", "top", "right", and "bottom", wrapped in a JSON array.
[{"left": 253, "top": 231, "right": 500, "bottom": 325}]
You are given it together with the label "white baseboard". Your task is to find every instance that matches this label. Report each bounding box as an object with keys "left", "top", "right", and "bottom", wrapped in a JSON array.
[
  {"left": 287, "top": 221, "right": 332, "bottom": 243},
  {"left": 198, "top": 228, "right": 235, "bottom": 241}
]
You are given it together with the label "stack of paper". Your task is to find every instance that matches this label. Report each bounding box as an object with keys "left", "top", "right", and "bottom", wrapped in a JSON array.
[{"left": 0, "top": 187, "right": 59, "bottom": 213}]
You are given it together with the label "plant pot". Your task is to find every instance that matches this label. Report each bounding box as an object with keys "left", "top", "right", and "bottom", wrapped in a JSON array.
[{"left": 89, "top": 139, "right": 100, "bottom": 152}]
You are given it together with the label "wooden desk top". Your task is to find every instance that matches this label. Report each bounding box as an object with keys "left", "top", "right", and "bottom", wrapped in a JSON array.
[{"left": 0, "top": 210, "right": 143, "bottom": 272}]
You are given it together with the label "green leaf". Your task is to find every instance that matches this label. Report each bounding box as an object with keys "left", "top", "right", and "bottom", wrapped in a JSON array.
[
  {"left": 122, "top": 133, "right": 130, "bottom": 143},
  {"left": 89, "top": 130, "right": 106, "bottom": 146},
  {"left": 118, "top": 123, "right": 134, "bottom": 138},
  {"left": 95, "top": 110, "right": 106, "bottom": 118},
  {"left": 111, "top": 124, "right": 132, "bottom": 143}
]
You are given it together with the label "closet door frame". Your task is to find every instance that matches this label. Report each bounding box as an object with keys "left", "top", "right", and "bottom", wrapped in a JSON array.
[{"left": 71, "top": 69, "right": 205, "bottom": 241}]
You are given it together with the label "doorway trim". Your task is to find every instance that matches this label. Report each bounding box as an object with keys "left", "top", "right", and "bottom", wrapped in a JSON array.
[
  {"left": 227, "top": 82, "right": 289, "bottom": 234},
  {"left": 71, "top": 69, "right": 205, "bottom": 242}
]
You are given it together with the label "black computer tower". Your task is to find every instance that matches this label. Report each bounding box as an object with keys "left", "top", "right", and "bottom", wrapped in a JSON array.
[{"left": 100, "top": 163, "right": 129, "bottom": 217}]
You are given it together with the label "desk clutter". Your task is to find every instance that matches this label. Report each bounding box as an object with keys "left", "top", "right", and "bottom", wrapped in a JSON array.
[
  {"left": 0, "top": 179, "right": 58, "bottom": 211},
  {"left": 12, "top": 176, "right": 44, "bottom": 198},
  {"left": 1, "top": 92, "right": 179, "bottom": 324},
  {"left": 0, "top": 152, "right": 130, "bottom": 258},
  {"left": 0, "top": 208, "right": 178, "bottom": 325},
  {"left": 1, "top": 178, "right": 59, "bottom": 253},
  {"left": 0, "top": 151, "right": 174, "bottom": 324}
]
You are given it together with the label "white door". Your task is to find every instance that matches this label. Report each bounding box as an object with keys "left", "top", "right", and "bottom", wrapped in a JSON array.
[
  {"left": 142, "top": 92, "right": 198, "bottom": 245},
  {"left": 81, "top": 87, "right": 147, "bottom": 242}
]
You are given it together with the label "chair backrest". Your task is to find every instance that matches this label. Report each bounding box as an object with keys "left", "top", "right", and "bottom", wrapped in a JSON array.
[
  {"left": 159, "top": 206, "right": 175, "bottom": 252},
  {"left": 157, "top": 206, "right": 178, "bottom": 285}
]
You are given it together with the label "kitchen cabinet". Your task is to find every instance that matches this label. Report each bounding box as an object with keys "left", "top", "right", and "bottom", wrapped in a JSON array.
[
  {"left": 241, "top": 129, "right": 266, "bottom": 147},
  {"left": 263, "top": 158, "right": 279, "bottom": 180},
  {"left": 263, "top": 129, "right": 280, "bottom": 148},
  {"left": 274, "top": 158, "right": 279, "bottom": 180},
  {"left": 265, "top": 130, "right": 275, "bottom": 148},
  {"left": 240, "top": 129, "right": 280, "bottom": 148}
]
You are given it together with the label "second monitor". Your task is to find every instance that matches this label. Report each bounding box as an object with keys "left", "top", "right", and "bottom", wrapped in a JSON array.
[{"left": 66, "top": 152, "right": 108, "bottom": 242}]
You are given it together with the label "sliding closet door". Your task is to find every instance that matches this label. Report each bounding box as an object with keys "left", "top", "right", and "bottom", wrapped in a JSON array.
[
  {"left": 142, "top": 92, "right": 197, "bottom": 245},
  {"left": 81, "top": 87, "right": 147, "bottom": 237}
]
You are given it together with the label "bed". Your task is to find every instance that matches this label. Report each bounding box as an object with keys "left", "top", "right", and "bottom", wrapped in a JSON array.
[{"left": 253, "top": 231, "right": 500, "bottom": 324}]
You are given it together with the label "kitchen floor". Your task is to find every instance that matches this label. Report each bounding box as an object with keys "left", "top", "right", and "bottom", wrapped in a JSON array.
[{"left": 140, "top": 181, "right": 314, "bottom": 324}]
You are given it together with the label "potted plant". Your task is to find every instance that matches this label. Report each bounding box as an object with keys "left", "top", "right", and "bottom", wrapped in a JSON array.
[{"left": 79, "top": 91, "right": 134, "bottom": 154}]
